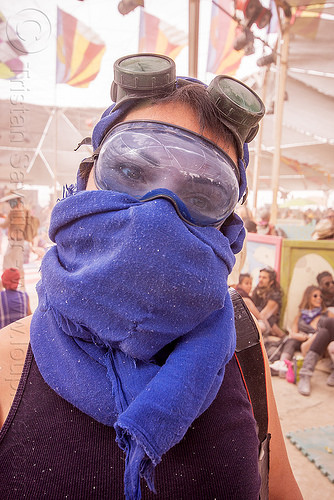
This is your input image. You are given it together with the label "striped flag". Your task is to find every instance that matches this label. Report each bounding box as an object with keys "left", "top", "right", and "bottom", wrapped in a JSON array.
[
  {"left": 207, "top": 0, "right": 243, "bottom": 75},
  {"left": 138, "top": 10, "right": 187, "bottom": 60},
  {"left": 56, "top": 8, "right": 106, "bottom": 88}
]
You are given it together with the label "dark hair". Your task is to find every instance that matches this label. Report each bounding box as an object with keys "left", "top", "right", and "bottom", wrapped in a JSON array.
[
  {"left": 316, "top": 271, "right": 332, "bottom": 285},
  {"left": 239, "top": 273, "right": 251, "bottom": 284},
  {"left": 154, "top": 83, "right": 237, "bottom": 150},
  {"left": 244, "top": 218, "right": 257, "bottom": 233},
  {"left": 260, "top": 266, "right": 277, "bottom": 283},
  {"left": 257, "top": 266, "right": 282, "bottom": 295},
  {"left": 299, "top": 285, "right": 324, "bottom": 311},
  {"left": 79, "top": 83, "right": 238, "bottom": 185}
]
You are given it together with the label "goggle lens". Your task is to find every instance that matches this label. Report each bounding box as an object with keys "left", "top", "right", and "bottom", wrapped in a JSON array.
[
  {"left": 110, "top": 54, "right": 265, "bottom": 156},
  {"left": 119, "top": 54, "right": 171, "bottom": 72},
  {"left": 219, "top": 77, "right": 263, "bottom": 113},
  {"left": 94, "top": 121, "right": 240, "bottom": 227}
]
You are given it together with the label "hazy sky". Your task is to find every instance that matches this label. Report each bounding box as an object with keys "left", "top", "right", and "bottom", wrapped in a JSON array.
[{"left": 0, "top": 0, "right": 265, "bottom": 107}]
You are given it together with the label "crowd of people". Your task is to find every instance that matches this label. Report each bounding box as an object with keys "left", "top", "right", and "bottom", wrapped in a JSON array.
[{"left": 237, "top": 204, "right": 334, "bottom": 241}]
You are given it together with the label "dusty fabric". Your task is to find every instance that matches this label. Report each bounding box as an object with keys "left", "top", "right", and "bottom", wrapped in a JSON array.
[{"left": 30, "top": 189, "right": 245, "bottom": 499}]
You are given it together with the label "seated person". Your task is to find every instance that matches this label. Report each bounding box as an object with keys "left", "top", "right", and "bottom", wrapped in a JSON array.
[
  {"left": 271, "top": 285, "right": 334, "bottom": 377},
  {"left": 0, "top": 267, "right": 31, "bottom": 328},
  {"left": 317, "top": 271, "right": 334, "bottom": 312},
  {"left": 328, "top": 341, "right": 334, "bottom": 386},
  {"left": 298, "top": 312, "right": 334, "bottom": 396},
  {"left": 251, "top": 267, "right": 286, "bottom": 338},
  {"left": 235, "top": 273, "right": 270, "bottom": 334}
]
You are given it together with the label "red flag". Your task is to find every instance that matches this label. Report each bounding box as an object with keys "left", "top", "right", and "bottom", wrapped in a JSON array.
[
  {"left": 138, "top": 10, "right": 187, "bottom": 60},
  {"left": 207, "top": 0, "right": 243, "bottom": 75},
  {"left": 56, "top": 8, "right": 106, "bottom": 88}
]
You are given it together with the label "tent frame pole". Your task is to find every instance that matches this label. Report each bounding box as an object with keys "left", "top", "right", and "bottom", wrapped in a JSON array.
[
  {"left": 252, "top": 66, "right": 270, "bottom": 214},
  {"left": 270, "top": 13, "right": 291, "bottom": 225},
  {"left": 188, "top": 0, "right": 200, "bottom": 77}
]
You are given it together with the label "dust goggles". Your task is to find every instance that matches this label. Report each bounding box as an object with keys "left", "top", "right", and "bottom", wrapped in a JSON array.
[
  {"left": 94, "top": 120, "right": 240, "bottom": 227},
  {"left": 110, "top": 53, "right": 265, "bottom": 157}
]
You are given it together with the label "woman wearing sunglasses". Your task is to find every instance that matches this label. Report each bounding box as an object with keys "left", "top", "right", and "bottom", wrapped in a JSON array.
[
  {"left": 297, "top": 286, "right": 334, "bottom": 395},
  {"left": 271, "top": 286, "right": 334, "bottom": 378}
]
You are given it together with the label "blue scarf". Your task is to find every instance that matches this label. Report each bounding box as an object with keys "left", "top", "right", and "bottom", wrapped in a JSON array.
[
  {"left": 30, "top": 189, "right": 245, "bottom": 499},
  {"left": 300, "top": 307, "right": 322, "bottom": 324}
]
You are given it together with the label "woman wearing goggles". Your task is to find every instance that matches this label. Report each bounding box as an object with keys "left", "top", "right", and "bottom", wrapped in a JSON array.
[{"left": 1, "top": 52, "right": 302, "bottom": 500}]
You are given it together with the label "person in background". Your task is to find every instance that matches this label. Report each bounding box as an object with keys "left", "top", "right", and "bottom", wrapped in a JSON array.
[
  {"left": 312, "top": 209, "right": 334, "bottom": 241},
  {"left": 0, "top": 192, "right": 26, "bottom": 288},
  {"left": 235, "top": 273, "right": 271, "bottom": 334},
  {"left": 298, "top": 312, "right": 334, "bottom": 395},
  {"left": 256, "top": 208, "right": 278, "bottom": 236},
  {"left": 236, "top": 272, "right": 253, "bottom": 299},
  {"left": 252, "top": 267, "right": 286, "bottom": 338},
  {"left": 317, "top": 271, "right": 334, "bottom": 311},
  {"left": 270, "top": 285, "right": 334, "bottom": 377},
  {"left": 0, "top": 267, "right": 31, "bottom": 329},
  {"left": 244, "top": 218, "right": 257, "bottom": 233},
  {"left": 256, "top": 207, "right": 287, "bottom": 238}
]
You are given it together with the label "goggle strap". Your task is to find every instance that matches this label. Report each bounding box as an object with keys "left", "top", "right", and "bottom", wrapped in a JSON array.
[
  {"left": 78, "top": 146, "right": 102, "bottom": 181},
  {"left": 74, "top": 136, "right": 92, "bottom": 151},
  {"left": 240, "top": 187, "right": 248, "bottom": 206}
]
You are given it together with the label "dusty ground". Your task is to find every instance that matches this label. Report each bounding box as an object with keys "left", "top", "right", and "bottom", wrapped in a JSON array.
[{"left": 272, "top": 361, "right": 334, "bottom": 500}]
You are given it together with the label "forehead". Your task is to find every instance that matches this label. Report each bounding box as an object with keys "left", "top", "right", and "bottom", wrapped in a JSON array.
[
  {"left": 321, "top": 275, "right": 333, "bottom": 284},
  {"left": 122, "top": 101, "right": 238, "bottom": 165}
]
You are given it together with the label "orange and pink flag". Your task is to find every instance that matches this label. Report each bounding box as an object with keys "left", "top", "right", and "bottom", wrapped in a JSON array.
[
  {"left": 138, "top": 10, "right": 187, "bottom": 60},
  {"left": 56, "top": 7, "right": 106, "bottom": 88},
  {"left": 207, "top": 0, "right": 243, "bottom": 75}
]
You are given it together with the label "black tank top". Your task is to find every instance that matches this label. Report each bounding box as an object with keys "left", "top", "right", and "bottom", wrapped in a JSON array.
[{"left": 0, "top": 345, "right": 260, "bottom": 499}]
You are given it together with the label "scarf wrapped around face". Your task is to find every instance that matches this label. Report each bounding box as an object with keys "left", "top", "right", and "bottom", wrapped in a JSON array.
[{"left": 30, "top": 189, "right": 245, "bottom": 499}]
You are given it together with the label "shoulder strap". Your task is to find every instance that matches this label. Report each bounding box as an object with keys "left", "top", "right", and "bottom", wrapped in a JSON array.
[{"left": 229, "top": 287, "right": 268, "bottom": 444}]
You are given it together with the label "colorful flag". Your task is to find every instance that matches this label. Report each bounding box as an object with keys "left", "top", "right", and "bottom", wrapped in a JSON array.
[
  {"left": 0, "top": 12, "right": 27, "bottom": 79},
  {"left": 138, "top": 10, "right": 187, "bottom": 60},
  {"left": 56, "top": 8, "right": 106, "bottom": 88},
  {"left": 207, "top": 0, "right": 243, "bottom": 75}
]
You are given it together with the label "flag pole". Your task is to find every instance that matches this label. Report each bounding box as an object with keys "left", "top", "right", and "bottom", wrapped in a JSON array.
[{"left": 188, "top": 0, "right": 200, "bottom": 77}]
